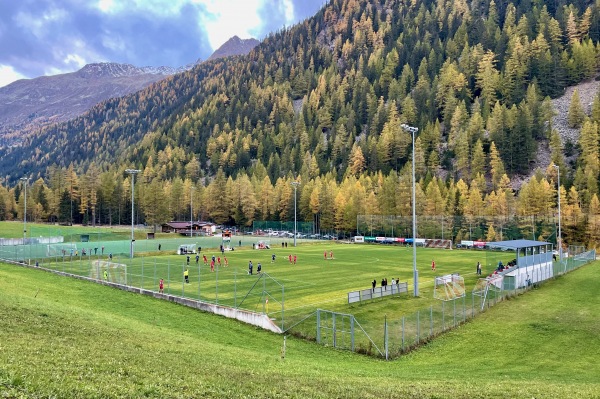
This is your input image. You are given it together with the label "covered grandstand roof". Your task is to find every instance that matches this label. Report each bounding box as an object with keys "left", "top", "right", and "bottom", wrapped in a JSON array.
[{"left": 487, "top": 239, "right": 551, "bottom": 250}]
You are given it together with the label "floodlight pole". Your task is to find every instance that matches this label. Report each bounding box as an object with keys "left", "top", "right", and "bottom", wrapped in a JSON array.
[
  {"left": 553, "top": 165, "right": 562, "bottom": 262},
  {"left": 401, "top": 124, "right": 419, "bottom": 297},
  {"left": 291, "top": 181, "right": 300, "bottom": 247},
  {"left": 126, "top": 169, "right": 141, "bottom": 258},
  {"left": 20, "top": 177, "right": 28, "bottom": 243},
  {"left": 190, "top": 186, "right": 195, "bottom": 239}
]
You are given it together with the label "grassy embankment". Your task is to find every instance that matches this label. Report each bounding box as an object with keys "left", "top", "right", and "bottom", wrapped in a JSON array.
[{"left": 1, "top": 259, "right": 599, "bottom": 398}]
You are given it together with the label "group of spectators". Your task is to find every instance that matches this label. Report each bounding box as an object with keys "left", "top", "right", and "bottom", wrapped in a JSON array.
[{"left": 371, "top": 277, "right": 400, "bottom": 292}]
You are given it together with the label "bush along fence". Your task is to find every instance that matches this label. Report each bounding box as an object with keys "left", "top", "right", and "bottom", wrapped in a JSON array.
[{"left": 288, "top": 249, "right": 596, "bottom": 359}]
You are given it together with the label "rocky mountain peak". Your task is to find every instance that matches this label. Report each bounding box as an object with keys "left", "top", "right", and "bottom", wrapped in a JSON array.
[{"left": 207, "top": 36, "right": 260, "bottom": 61}]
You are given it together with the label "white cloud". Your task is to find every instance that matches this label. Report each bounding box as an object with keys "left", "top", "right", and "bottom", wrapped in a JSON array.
[
  {"left": 200, "top": 0, "right": 264, "bottom": 49},
  {"left": 93, "top": 0, "right": 268, "bottom": 50},
  {"left": 0, "top": 65, "right": 27, "bottom": 88},
  {"left": 280, "top": 0, "right": 296, "bottom": 25}
]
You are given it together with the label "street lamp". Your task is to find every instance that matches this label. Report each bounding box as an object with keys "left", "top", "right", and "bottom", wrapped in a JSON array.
[
  {"left": 401, "top": 123, "right": 419, "bottom": 297},
  {"left": 125, "top": 169, "right": 141, "bottom": 258},
  {"left": 20, "top": 177, "right": 28, "bottom": 243},
  {"left": 190, "top": 186, "right": 195, "bottom": 239},
  {"left": 553, "top": 165, "right": 562, "bottom": 263},
  {"left": 291, "top": 181, "right": 300, "bottom": 247}
]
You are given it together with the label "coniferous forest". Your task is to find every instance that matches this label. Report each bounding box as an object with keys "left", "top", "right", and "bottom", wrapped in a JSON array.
[{"left": 1, "top": 0, "right": 599, "bottom": 246}]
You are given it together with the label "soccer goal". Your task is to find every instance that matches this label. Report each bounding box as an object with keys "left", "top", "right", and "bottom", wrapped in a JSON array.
[
  {"left": 472, "top": 275, "right": 503, "bottom": 310},
  {"left": 433, "top": 274, "right": 466, "bottom": 301},
  {"left": 254, "top": 240, "right": 271, "bottom": 250},
  {"left": 46, "top": 243, "right": 78, "bottom": 257},
  {"left": 90, "top": 260, "right": 128, "bottom": 284},
  {"left": 177, "top": 244, "right": 197, "bottom": 255}
]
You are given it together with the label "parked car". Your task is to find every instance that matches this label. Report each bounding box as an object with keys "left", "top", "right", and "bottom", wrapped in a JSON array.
[{"left": 322, "top": 234, "right": 334, "bottom": 240}]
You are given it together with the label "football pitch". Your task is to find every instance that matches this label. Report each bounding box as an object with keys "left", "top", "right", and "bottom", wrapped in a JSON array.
[{"left": 41, "top": 242, "right": 488, "bottom": 335}]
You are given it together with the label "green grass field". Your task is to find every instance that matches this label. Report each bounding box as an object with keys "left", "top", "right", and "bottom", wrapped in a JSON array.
[
  {"left": 9, "top": 240, "right": 591, "bottom": 358},
  {"left": 38, "top": 243, "right": 486, "bottom": 318},
  {"left": 1, "top": 259, "right": 599, "bottom": 398}
]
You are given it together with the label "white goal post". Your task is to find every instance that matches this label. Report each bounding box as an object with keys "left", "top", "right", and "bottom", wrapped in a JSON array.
[{"left": 90, "top": 260, "right": 127, "bottom": 284}]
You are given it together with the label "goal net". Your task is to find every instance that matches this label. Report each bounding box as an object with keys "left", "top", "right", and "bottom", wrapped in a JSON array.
[
  {"left": 472, "top": 275, "right": 503, "bottom": 310},
  {"left": 433, "top": 274, "right": 465, "bottom": 301},
  {"left": 254, "top": 240, "right": 271, "bottom": 250},
  {"left": 90, "top": 260, "right": 128, "bottom": 284},
  {"left": 46, "top": 243, "right": 78, "bottom": 257}
]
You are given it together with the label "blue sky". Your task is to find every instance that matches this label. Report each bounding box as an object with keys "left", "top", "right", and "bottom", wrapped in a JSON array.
[{"left": 0, "top": 0, "right": 325, "bottom": 87}]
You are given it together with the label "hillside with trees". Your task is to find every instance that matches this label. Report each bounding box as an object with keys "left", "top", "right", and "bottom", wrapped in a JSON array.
[{"left": 0, "top": 0, "right": 599, "bottom": 246}]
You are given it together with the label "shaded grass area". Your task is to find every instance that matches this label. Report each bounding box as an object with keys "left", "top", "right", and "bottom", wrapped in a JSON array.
[{"left": 1, "top": 261, "right": 599, "bottom": 398}]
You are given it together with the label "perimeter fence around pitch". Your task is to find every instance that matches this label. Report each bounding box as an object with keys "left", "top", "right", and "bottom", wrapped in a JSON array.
[
  {"left": 357, "top": 214, "right": 564, "bottom": 243},
  {"left": 284, "top": 249, "right": 596, "bottom": 359},
  {"left": 0, "top": 233, "right": 308, "bottom": 264},
  {"left": 252, "top": 221, "right": 315, "bottom": 234},
  {"left": 2, "top": 248, "right": 288, "bottom": 330},
  {"left": 2, "top": 232, "right": 596, "bottom": 359}
]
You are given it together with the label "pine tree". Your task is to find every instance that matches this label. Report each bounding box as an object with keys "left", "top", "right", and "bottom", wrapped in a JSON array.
[
  {"left": 489, "top": 142, "right": 506, "bottom": 189},
  {"left": 567, "top": 89, "right": 585, "bottom": 128},
  {"left": 470, "top": 139, "right": 485, "bottom": 181}
]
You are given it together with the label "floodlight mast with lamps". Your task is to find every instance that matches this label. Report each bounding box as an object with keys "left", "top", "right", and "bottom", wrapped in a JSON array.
[
  {"left": 401, "top": 123, "right": 419, "bottom": 297},
  {"left": 291, "top": 181, "right": 300, "bottom": 247},
  {"left": 20, "top": 177, "right": 29, "bottom": 243},
  {"left": 125, "top": 169, "right": 141, "bottom": 258},
  {"left": 553, "top": 165, "right": 562, "bottom": 263}
]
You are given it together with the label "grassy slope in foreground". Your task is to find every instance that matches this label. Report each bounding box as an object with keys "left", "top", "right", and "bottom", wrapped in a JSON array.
[{"left": 1, "top": 262, "right": 599, "bottom": 399}]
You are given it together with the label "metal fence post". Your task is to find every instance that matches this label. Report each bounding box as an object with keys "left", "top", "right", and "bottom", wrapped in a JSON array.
[
  {"left": 182, "top": 262, "right": 185, "bottom": 298},
  {"left": 442, "top": 300, "right": 445, "bottom": 331},
  {"left": 198, "top": 261, "right": 201, "bottom": 301},
  {"left": 453, "top": 298, "right": 456, "bottom": 327},
  {"left": 351, "top": 315, "right": 355, "bottom": 352},
  {"left": 167, "top": 260, "right": 170, "bottom": 295},
  {"left": 430, "top": 306, "right": 433, "bottom": 336},
  {"left": 401, "top": 316, "right": 405, "bottom": 351},
  {"left": 463, "top": 295, "right": 466, "bottom": 323},
  {"left": 141, "top": 256, "right": 144, "bottom": 290},
  {"left": 316, "top": 309, "right": 321, "bottom": 344},
  {"left": 384, "top": 315, "right": 388, "bottom": 360},
  {"left": 417, "top": 310, "right": 420, "bottom": 343},
  {"left": 153, "top": 258, "right": 156, "bottom": 292}
]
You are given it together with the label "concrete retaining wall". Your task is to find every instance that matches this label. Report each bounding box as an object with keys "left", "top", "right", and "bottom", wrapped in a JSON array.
[{"left": 6, "top": 261, "right": 282, "bottom": 334}]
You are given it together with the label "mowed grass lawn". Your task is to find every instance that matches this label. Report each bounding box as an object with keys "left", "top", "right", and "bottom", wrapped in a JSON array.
[
  {"left": 1, "top": 260, "right": 599, "bottom": 398},
  {"left": 44, "top": 243, "right": 488, "bottom": 329}
]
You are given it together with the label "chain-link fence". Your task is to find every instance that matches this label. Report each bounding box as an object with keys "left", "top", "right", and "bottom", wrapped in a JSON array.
[
  {"left": 287, "top": 249, "right": 596, "bottom": 359},
  {"left": 0, "top": 233, "right": 313, "bottom": 263}
]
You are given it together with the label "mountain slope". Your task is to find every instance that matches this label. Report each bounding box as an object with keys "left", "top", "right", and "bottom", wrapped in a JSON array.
[
  {"left": 0, "top": 63, "right": 176, "bottom": 145},
  {"left": 0, "top": 35, "right": 258, "bottom": 150},
  {"left": 0, "top": 0, "right": 598, "bottom": 189}
]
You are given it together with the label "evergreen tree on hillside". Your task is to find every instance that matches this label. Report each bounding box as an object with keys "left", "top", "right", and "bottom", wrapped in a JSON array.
[{"left": 567, "top": 89, "right": 586, "bottom": 128}]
